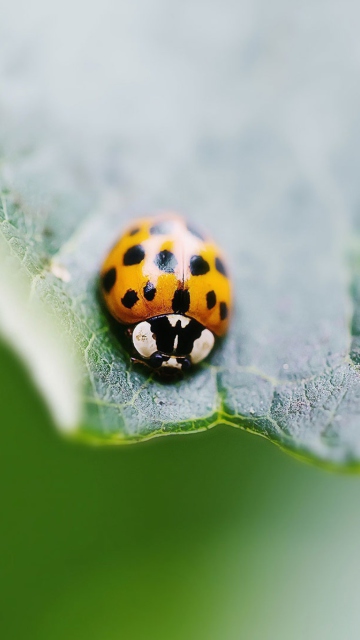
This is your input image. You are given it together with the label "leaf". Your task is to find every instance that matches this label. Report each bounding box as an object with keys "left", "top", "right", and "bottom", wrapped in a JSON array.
[{"left": 1, "top": 124, "right": 360, "bottom": 470}]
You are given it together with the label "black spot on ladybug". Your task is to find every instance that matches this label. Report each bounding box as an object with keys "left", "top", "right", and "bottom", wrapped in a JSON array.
[
  {"left": 102, "top": 267, "right": 116, "bottom": 292},
  {"left": 150, "top": 316, "right": 177, "bottom": 353},
  {"left": 176, "top": 319, "right": 204, "bottom": 356},
  {"left": 154, "top": 250, "right": 178, "bottom": 273},
  {"left": 149, "top": 316, "right": 204, "bottom": 356},
  {"left": 121, "top": 289, "right": 139, "bottom": 308},
  {"left": 172, "top": 288, "right": 190, "bottom": 314},
  {"left": 215, "top": 257, "right": 228, "bottom": 277},
  {"left": 190, "top": 255, "right": 210, "bottom": 276},
  {"left": 220, "top": 301, "right": 228, "bottom": 320},
  {"left": 187, "top": 223, "right": 205, "bottom": 241},
  {"left": 206, "top": 290, "right": 216, "bottom": 309},
  {"left": 144, "top": 281, "right": 156, "bottom": 301},
  {"left": 150, "top": 221, "right": 174, "bottom": 235},
  {"left": 129, "top": 227, "right": 140, "bottom": 236},
  {"left": 123, "top": 244, "right": 145, "bottom": 266}
]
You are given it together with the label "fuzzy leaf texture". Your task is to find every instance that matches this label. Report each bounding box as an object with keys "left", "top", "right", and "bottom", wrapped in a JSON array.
[
  {"left": 2, "top": 0, "right": 360, "bottom": 468},
  {"left": 1, "top": 125, "right": 360, "bottom": 470}
]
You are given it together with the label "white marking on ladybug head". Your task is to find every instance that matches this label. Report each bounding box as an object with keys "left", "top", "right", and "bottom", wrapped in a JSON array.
[
  {"left": 161, "top": 357, "right": 183, "bottom": 370},
  {"left": 132, "top": 314, "right": 215, "bottom": 370},
  {"left": 190, "top": 328, "right": 215, "bottom": 364},
  {"left": 132, "top": 321, "right": 157, "bottom": 359},
  {"left": 168, "top": 314, "right": 190, "bottom": 328}
]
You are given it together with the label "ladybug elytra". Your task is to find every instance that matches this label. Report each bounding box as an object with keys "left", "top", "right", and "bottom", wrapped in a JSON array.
[{"left": 101, "top": 213, "right": 232, "bottom": 372}]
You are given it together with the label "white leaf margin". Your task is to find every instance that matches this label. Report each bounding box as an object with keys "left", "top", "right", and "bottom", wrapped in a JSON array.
[{"left": 0, "top": 236, "right": 81, "bottom": 432}]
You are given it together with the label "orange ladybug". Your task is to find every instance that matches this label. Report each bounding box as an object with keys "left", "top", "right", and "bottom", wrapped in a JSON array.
[{"left": 101, "top": 213, "right": 232, "bottom": 372}]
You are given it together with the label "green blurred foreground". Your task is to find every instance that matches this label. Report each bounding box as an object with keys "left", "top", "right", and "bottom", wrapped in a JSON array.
[{"left": 1, "top": 338, "right": 360, "bottom": 640}]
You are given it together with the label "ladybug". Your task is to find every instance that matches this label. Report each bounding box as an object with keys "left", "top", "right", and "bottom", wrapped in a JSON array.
[{"left": 101, "top": 213, "right": 232, "bottom": 373}]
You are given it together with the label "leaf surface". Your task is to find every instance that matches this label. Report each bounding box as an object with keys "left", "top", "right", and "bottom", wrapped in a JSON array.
[
  {"left": 2, "top": 0, "right": 360, "bottom": 468},
  {"left": 1, "top": 129, "right": 360, "bottom": 469}
]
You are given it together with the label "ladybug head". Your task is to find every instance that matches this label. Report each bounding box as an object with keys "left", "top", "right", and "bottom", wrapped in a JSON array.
[{"left": 132, "top": 314, "right": 215, "bottom": 371}]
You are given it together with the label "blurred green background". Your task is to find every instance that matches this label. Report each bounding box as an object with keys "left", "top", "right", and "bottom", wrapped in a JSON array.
[{"left": 1, "top": 335, "right": 360, "bottom": 640}]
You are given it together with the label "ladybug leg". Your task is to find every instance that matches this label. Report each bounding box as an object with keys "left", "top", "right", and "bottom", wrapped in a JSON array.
[{"left": 130, "top": 356, "right": 153, "bottom": 370}]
